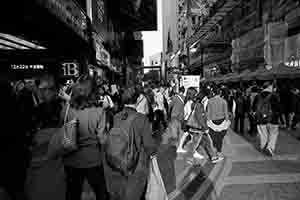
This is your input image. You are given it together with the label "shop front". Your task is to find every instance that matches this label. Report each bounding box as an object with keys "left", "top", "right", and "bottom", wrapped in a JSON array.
[{"left": 0, "top": 0, "right": 95, "bottom": 82}]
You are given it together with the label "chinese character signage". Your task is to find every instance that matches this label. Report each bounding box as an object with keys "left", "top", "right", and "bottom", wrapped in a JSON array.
[{"left": 92, "top": 0, "right": 108, "bottom": 37}]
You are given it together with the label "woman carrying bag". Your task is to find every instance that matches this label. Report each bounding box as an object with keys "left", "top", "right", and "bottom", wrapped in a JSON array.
[{"left": 62, "top": 76, "right": 108, "bottom": 200}]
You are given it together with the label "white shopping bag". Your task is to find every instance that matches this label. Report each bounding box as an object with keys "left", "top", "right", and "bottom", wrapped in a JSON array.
[{"left": 146, "top": 156, "right": 169, "bottom": 200}]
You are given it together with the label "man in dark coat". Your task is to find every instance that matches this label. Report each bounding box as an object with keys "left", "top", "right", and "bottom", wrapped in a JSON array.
[{"left": 103, "top": 87, "right": 158, "bottom": 200}]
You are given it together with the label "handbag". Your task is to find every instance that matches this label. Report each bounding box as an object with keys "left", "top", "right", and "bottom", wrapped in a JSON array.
[
  {"left": 146, "top": 156, "right": 168, "bottom": 200},
  {"left": 47, "top": 103, "right": 78, "bottom": 159}
]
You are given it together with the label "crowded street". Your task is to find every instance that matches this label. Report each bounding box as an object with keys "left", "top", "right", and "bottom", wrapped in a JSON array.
[{"left": 2, "top": 0, "right": 300, "bottom": 200}]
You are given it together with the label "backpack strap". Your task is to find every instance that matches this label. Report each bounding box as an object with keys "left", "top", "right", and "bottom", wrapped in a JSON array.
[{"left": 176, "top": 95, "right": 184, "bottom": 104}]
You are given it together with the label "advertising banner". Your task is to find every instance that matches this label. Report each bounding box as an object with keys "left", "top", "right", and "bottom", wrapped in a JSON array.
[
  {"left": 231, "top": 27, "right": 264, "bottom": 65},
  {"left": 182, "top": 75, "right": 201, "bottom": 91},
  {"left": 92, "top": 0, "right": 108, "bottom": 39},
  {"left": 265, "top": 22, "right": 288, "bottom": 66}
]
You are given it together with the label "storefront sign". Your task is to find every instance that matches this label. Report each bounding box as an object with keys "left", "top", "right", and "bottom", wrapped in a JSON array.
[
  {"left": 95, "top": 40, "right": 110, "bottom": 66},
  {"left": 182, "top": 75, "right": 201, "bottom": 90},
  {"left": 62, "top": 62, "right": 80, "bottom": 77},
  {"left": 36, "top": 0, "right": 88, "bottom": 41},
  {"left": 11, "top": 64, "right": 44, "bottom": 70},
  {"left": 92, "top": 0, "right": 107, "bottom": 37}
]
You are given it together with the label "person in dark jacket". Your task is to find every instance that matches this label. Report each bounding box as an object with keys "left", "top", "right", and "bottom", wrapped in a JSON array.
[
  {"left": 63, "top": 75, "right": 108, "bottom": 200},
  {"left": 291, "top": 88, "right": 300, "bottom": 130},
  {"left": 234, "top": 90, "right": 246, "bottom": 134},
  {"left": 103, "top": 87, "right": 157, "bottom": 200},
  {"left": 0, "top": 80, "right": 28, "bottom": 200},
  {"left": 253, "top": 82, "right": 280, "bottom": 156}
]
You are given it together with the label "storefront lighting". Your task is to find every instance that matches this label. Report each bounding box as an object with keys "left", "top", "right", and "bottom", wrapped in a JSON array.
[
  {"left": 0, "top": 33, "right": 46, "bottom": 50},
  {"left": 286, "top": 60, "right": 300, "bottom": 68},
  {"left": 0, "top": 44, "right": 14, "bottom": 50}
]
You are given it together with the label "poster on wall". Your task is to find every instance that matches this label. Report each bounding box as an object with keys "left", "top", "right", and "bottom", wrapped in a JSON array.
[{"left": 182, "top": 75, "right": 201, "bottom": 91}]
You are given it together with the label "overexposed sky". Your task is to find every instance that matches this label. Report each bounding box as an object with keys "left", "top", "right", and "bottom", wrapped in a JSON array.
[{"left": 142, "top": 0, "right": 162, "bottom": 66}]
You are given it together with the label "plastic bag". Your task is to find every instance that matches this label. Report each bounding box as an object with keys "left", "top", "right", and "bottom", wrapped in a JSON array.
[{"left": 145, "top": 156, "right": 168, "bottom": 200}]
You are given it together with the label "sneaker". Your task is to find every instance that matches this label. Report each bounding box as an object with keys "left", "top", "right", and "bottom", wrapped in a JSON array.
[
  {"left": 177, "top": 148, "right": 187, "bottom": 153},
  {"left": 193, "top": 151, "right": 205, "bottom": 160},
  {"left": 211, "top": 156, "right": 224, "bottom": 163},
  {"left": 265, "top": 148, "right": 274, "bottom": 157}
]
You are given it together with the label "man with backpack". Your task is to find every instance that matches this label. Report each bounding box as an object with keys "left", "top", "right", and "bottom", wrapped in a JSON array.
[
  {"left": 103, "top": 87, "right": 158, "bottom": 200},
  {"left": 253, "top": 82, "right": 280, "bottom": 156}
]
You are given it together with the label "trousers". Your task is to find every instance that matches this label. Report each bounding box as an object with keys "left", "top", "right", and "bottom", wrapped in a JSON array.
[
  {"left": 64, "top": 165, "right": 108, "bottom": 200},
  {"left": 257, "top": 124, "right": 279, "bottom": 151}
]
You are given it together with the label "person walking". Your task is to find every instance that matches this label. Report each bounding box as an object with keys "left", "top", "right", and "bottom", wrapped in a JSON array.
[
  {"left": 103, "top": 87, "right": 157, "bottom": 200},
  {"left": 63, "top": 75, "right": 108, "bottom": 200},
  {"left": 253, "top": 82, "right": 280, "bottom": 156},
  {"left": 234, "top": 90, "right": 246, "bottom": 134},
  {"left": 177, "top": 87, "right": 199, "bottom": 154},
  {"left": 206, "top": 85, "right": 230, "bottom": 163}
]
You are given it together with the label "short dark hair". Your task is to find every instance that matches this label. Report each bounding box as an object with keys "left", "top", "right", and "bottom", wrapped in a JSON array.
[
  {"left": 122, "top": 87, "right": 140, "bottom": 105},
  {"left": 179, "top": 86, "right": 185, "bottom": 93},
  {"left": 70, "top": 75, "right": 97, "bottom": 109}
]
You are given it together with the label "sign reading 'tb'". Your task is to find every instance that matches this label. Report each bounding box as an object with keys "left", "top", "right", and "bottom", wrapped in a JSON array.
[{"left": 62, "top": 62, "right": 80, "bottom": 77}]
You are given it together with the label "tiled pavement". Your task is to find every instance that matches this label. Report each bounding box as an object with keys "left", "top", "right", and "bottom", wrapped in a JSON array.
[
  {"left": 16, "top": 127, "right": 300, "bottom": 200},
  {"left": 168, "top": 129, "right": 300, "bottom": 200}
]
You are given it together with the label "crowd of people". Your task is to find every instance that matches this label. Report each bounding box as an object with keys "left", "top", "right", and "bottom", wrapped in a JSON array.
[{"left": 1, "top": 74, "right": 300, "bottom": 200}]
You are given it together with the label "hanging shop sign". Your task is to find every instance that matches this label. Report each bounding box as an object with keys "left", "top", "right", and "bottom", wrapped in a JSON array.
[
  {"left": 182, "top": 75, "right": 201, "bottom": 91},
  {"left": 35, "top": 0, "right": 89, "bottom": 41},
  {"left": 92, "top": 0, "right": 107, "bottom": 38},
  {"left": 95, "top": 40, "right": 111, "bottom": 67}
]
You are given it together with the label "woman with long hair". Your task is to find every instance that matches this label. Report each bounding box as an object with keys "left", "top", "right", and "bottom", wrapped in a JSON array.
[
  {"left": 63, "top": 75, "right": 108, "bottom": 200},
  {"left": 176, "top": 87, "right": 198, "bottom": 153}
]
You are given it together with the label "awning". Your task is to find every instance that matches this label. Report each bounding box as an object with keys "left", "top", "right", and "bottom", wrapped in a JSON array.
[
  {"left": 0, "top": 33, "right": 46, "bottom": 50},
  {"left": 240, "top": 64, "right": 300, "bottom": 81},
  {"left": 256, "top": 64, "right": 300, "bottom": 80},
  {"left": 187, "top": 0, "right": 240, "bottom": 47},
  {"left": 227, "top": 69, "right": 251, "bottom": 82}
]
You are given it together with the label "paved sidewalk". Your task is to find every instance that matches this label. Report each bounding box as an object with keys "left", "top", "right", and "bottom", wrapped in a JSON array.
[
  {"left": 166, "top": 129, "right": 300, "bottom": 200},
  {"left": 21, "top": 127, "right": 300, "bottom": 200},
  {"left": 216, "top": 130, "right": 300, "bottom": 200}
]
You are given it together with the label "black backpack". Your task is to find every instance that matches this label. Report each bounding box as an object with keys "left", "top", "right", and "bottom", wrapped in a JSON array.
[
  {"left": 255, "top": 93, "right": 273, "bottom": 124},
  {"left": 104, "top": 111, "right": 140, "bottom": 176}
]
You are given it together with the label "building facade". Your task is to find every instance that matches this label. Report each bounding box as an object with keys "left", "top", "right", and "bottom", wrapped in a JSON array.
[
  {"left": 186, "top": 0, "right": 300, "bottom": 80},
  {"left": 149, "top": 52, "right": 162, "bottom": 66}
]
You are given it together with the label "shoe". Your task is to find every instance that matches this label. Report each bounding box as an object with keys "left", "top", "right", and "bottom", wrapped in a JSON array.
[
  {"left": 193, "top": 151, "right": 205, "bottom": 160},
  {"left": 265, "top": 148, "right": 274, "bottom": 157},
  {"left": 177, "top": 148, "right": 187, "bottom": 153},
  {"left": 211, "top": 156, "right": 224, "bottom": 163}
]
